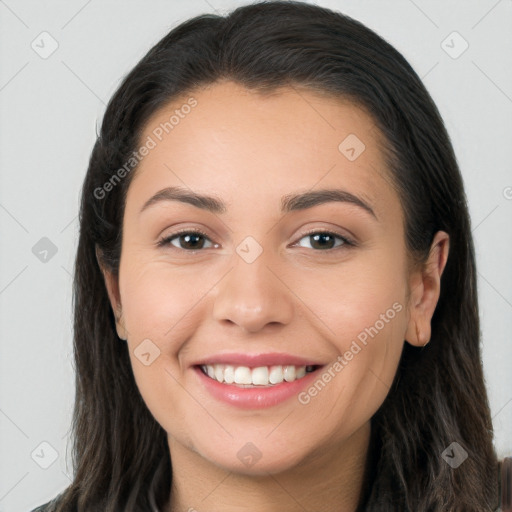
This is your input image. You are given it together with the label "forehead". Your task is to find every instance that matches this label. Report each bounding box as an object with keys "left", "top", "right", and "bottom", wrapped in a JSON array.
[{"left": 126, "top": 80, "right": 398, "bottom": 221}]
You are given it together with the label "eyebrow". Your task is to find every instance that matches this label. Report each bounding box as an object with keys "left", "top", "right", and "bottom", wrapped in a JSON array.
[{"left": 139, "top": 186, "right": 377, "bottom": 219}]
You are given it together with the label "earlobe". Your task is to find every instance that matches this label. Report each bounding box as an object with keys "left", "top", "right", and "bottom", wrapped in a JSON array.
[
  {"left": 404, "top": 231, "right": 450, "bottom": 347},
  {"left": 95, "top": 245, "right": 128, "bottom": 341}
]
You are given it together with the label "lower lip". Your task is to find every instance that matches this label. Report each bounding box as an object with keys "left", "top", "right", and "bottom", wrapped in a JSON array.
[{"left": 193, "top": 366, "right": 323, "bottom": 409}]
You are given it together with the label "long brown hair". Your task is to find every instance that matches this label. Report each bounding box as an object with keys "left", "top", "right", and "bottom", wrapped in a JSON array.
[{"left": 39, "top": 1, "right": 499, "bottom": 510}]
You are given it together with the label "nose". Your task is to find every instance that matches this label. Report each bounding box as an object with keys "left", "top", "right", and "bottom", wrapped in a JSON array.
[{"left": 212, "top": 250, "right": 294, "bottom": 333}]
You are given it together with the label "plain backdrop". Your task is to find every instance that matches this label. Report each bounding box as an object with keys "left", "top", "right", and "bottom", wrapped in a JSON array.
[{"left": 0, "top": 1, "right": 511, "bottom": 510}]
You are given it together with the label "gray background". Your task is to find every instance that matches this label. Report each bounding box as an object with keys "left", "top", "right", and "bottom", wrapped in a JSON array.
[{"left": 0, "top": 0, "right": 511, "bottom": 510}]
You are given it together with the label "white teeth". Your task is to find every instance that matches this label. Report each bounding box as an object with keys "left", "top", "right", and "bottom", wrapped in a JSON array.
[
  {"left": 224, "top": 365, "right": 235, "bottom": 384},
  {"left": 251, "top": 366, "right": 269, "bottom": 385},
  {"left": 234, "top": 366, "right": 252, "bottom": 385},
  {"left": 201, "top": 363, "right": 315, "bottom": 386},
  {"left": 268, "top": 365, "right": 284, "bottom": 384},
  {"left": 283, "top": 365, "right": 296, "bottom": 382},
  {"left": 214, "top": 364, "right": 224, "bottom": 382}
]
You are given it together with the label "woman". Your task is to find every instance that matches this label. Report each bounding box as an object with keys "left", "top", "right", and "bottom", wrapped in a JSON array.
[{"left": 32, "top": 1, "right": 509, "bottom": 510}]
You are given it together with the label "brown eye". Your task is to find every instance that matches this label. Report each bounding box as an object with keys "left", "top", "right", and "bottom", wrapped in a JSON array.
[
  {"left": 158, "top": 230, "right": 215, "bottom": 251},
  {"left": 296, "top": 231, "right": 353, "bottom": 251}
]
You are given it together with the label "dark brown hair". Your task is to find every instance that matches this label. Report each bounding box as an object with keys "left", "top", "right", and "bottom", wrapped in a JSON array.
[{"left": 37, "top": 1, "right": 499, "bottom": 510}]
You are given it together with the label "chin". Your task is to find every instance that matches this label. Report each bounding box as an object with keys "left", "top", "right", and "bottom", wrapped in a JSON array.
[{"left": 199, "top": 442, "right": 309, "bottom": 477}]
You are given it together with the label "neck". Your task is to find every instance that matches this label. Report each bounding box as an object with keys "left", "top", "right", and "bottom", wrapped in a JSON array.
[{"left": 167, "top": 421, "right": 371, "bottom": 512}]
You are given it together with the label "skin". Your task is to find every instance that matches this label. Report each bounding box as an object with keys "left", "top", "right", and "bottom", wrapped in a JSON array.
[{"left": 100, "top": 79, "right": 449, "bottom": 512}]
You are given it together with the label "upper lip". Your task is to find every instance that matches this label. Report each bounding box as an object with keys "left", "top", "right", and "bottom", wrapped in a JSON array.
[{"left": 192, "top": 352, "right": 326, "bottom": 368}]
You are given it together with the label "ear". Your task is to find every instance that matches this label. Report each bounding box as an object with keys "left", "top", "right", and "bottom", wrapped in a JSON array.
[
  {"left": 95, "top": 245, "right": 128, "bottom": 341},
  {"left": 404, "top": 231, "right": 450, "bottom": 347}
]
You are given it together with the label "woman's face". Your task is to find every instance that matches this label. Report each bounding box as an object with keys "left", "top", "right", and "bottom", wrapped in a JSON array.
[{"left": 102, "top": 80, "right": 432, "bottom": 474}]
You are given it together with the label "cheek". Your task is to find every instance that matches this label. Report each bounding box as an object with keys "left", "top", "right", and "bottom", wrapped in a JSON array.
[
  {"left": 296, "top": 250, "right": 408, "bottom": 348},
  {"left": 303, "top": 301, "right": 407, "bottom": 437},
  {"left": 294, "top": 250, "right": 408, "bottom": 415},
  {"left": 119, "top": 259, "right": 206, "bottom": 343},
  {"left": 118, "top": 258, "right": 216, "bottom": 425}
]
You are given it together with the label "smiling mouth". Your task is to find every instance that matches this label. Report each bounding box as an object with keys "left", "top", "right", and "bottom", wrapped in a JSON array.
[{"left": 197, "top": 364, "right": 322, "bottom": 387}]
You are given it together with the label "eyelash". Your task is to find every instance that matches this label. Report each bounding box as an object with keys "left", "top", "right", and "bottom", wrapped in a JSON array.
[{"left": 157, "top": 228, "right": 356, "bottom": 253}]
